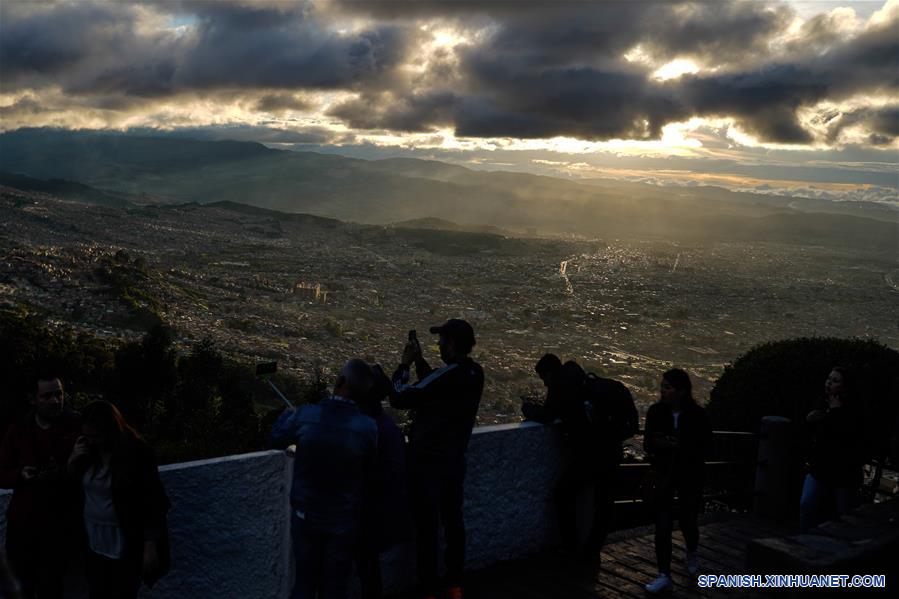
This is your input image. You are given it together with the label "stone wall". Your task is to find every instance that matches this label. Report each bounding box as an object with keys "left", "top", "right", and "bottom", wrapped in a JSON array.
[{"left": 1, "top": 422, "right": 569, "bottom": 598}]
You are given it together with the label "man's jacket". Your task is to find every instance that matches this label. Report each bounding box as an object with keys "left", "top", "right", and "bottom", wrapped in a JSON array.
[
  {"left": 0, "top": 410, "right": 81, "bottom": 529},
  {"left": 270, "top": 397, "right": 377, "bottom": 535},
  {"left": 390, "top": 357, "right": 484, "bottom": 460}
]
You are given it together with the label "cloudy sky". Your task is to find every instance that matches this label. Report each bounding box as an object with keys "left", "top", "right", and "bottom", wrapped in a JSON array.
[{"left": 1, "top": 1, "right": 897, "bottom": 203}]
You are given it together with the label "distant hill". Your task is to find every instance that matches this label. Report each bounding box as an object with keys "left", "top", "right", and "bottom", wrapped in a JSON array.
[
  {"left": 1, "top": 128, "right": 895, "bottom": 252},
  {"left": 203, "top": 200, "right": 341, "bottom": 228},
  {"left": 0, "top": 170, "right": 135, "bottom": 207},
  {"left": 391, "top": 217, "right": 511, "bottom": 236}
]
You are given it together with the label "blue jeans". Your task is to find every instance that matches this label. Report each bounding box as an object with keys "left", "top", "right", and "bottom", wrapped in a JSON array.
[
  {"left": 291, "top": 512, "right": 355, "bottom": 599},
  {"left": 799, "top": 474, "right": 856, "bottom": 533}
]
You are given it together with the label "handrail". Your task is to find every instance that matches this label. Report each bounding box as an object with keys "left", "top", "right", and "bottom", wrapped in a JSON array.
[
  {"left": 613, "top": 490, "right": 758, "bottom": 507},
  {"left": 633, "top": 428, "right": 759, "bottom": 437},
  {"left": 618, "top": 460, "right": 759, "bottom": 469}
]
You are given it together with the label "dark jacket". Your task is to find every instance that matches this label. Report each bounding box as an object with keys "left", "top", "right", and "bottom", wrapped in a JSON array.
[
  {"left": 807, "top": 405, "right": 864, "bottom": 487},
  {"left": 270, "top": 397, "right": 378, "bottom": 535},
  {"left": 644, "top": 401, "right": 712, "bottom": 485},
  {"left": 523, "top": 373, "right": 634, "bottom": 462},
  {"left": 390, "top": 356, "right": 484, "bottom": 460},
  {"left": 0, "top": 410, "right": 81, "bottom": 531},
  {"left": 362, "top": 412, "right": 410, "bottom": 550},
  {"left": 70, "top": 437, "right": 171, "bottom": 586}
]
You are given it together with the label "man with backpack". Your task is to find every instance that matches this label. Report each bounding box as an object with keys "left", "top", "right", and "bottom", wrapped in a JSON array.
[{"left": 522, "top": 355, "right": 638, "bottom": 560}]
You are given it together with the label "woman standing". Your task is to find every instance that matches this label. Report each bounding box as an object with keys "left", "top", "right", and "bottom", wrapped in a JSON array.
[
  {"left": 643, "top": 369, "right": 712, "bottom": 594},
  {"left": 799, "top": 367, "right": 864, "bottom": 532},
  {"left": 67, "top": 401, "right": 170, "bottom": 599}
]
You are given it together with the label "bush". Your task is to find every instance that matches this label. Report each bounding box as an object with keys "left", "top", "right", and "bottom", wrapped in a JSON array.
[
  {"left": 707, "top": 337, "right": 899, "bottom": 457},
  {"left": 0, "top": 310, "right": 324, "bottom": 463},
  {"left": 0, "top": 307, "right": 115, "bottom": 431}
]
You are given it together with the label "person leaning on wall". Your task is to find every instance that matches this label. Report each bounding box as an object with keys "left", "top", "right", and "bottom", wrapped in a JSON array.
[
  {"left": 270, "top": 359, "right": 378, "bottom": 599},
  {"left": 522, "top": 356, "right": 638, "bottom": 564}
]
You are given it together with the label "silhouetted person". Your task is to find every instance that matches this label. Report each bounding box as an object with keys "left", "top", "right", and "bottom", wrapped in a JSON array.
[
  {"left": 67, "top": 401, "right": 170, "bottom": 599},
  {"left": 643, "top": 368, "right": 711, "bottom": 594},
  {"left": 522, "top": 357, "right": 637, "bottom": 560},
  {"left": 270, "top": 359, "right": 378, "bottom": 599},
  {"left": 355, "top": 365, "right": 410, "bottom": 599},
  {"left": 0, "top": 376, "right": 81, "bottom": 599},
  {"left": 389, "top": 319, "right": 484, "bottom": 599},
  {"left": 799, "top": 366, "right": 864, "bottom": 532}
]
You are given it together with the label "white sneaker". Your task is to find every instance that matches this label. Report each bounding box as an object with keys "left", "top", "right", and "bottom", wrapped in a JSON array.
[
  {"left": 686, "top": 550, "right": 700, "bottom": 576},
  {"left": 644, "top": 574, "right": 673, "bottom": 594}
]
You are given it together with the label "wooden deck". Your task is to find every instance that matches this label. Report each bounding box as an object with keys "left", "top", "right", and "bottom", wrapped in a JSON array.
[{"left": 395, "top": 514, "right": 792, "bottom": 598}]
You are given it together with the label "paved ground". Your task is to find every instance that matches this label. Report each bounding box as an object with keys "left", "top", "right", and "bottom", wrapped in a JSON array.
[{"left": 393, "top": 514, "right": 791, "bottom": 598}]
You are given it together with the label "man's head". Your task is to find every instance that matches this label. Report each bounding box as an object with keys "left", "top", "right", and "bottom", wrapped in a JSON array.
[
  {"left": 357, "top": 364, "right": 390, "bottom": 418},
  {"left": 333, "top": 359, "right": 375, "bottom": 402},
  {"left": 33, "top": 377, "right": 65, "bottom": 423},
  {"left": 555, "top": 361, "right": 586, "bottom": 397},
  {"left": 429, "top": 319, "right": 476, "bottom": 364},
  {"left": 535, "top": 353, "right": 563, "bottom": 387}
]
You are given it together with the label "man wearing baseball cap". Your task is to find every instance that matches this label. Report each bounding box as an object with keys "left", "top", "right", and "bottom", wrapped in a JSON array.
[{"left": 389, "top": 319, "right": 484, "bottom": 599}]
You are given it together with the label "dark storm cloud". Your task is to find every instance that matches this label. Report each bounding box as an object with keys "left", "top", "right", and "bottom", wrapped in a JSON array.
[
  {"left": 254, "top": 93, "right": 314, "bottom": 114},
  {"left": 641, "top": 1, "right": 792, "bottom": 64},
  {"left": 823, "top": 106, "right": 899, "bottom": 145},
  {"left": 328, "top": 91, "right": 457, "bottom": 132},
  {"left": 0, "top": 1, "right": 413, "bottom": 100},
  {"left": 454, "top": 58, "right": 684, "bottom": 139},
  {"left": 177, "top": 1, "right": 411, "bottom": 91},
  {"left": 349, "top": 2, "right": 896, "bottom": 144},
  {"left": 677, "top": 14, "right": 899, "bottom": 143},
  {"left": 0, "top": 2, "right": 183, "bottom": 96},
  {"left": 0, "top": 3, "right": 127, "bottom": 78},
  {"left": 332, "top": 0, "right": 791, "bottom": 67},
  {"left": 1, "top": 1, "right": 896, "bottom": 148}
]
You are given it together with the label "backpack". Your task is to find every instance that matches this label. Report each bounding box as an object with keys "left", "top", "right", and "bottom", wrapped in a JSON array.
[{"left": 582, "top": 373, "right": 639, "bottom": 443}]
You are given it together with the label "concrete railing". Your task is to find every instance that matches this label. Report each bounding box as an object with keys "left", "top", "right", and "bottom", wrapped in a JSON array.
[{"left": 1, "top": 421, "right": 568, "bottom": 598}]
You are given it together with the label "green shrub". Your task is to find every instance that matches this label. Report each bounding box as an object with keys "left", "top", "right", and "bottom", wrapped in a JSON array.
[{"left": 707, "top": 337, "right": 899, "bottom": 457}]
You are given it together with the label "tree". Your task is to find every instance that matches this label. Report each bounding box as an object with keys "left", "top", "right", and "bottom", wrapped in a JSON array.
[{"left": 707, "top": 337, "right": 899, "bottom": 459}]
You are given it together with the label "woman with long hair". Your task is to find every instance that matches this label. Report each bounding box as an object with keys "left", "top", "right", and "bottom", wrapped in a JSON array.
[
  {"left": 643, "top": 369, "right": 712, "bottom": 594},
  {"left": 799, "top": 366, "right": 864, "bottom": 532},
  {"left": 67, "top": 401, "right": 170, "bottom": 599}
]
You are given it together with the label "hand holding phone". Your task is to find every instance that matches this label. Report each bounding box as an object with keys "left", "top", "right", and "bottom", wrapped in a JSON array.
[{"left": 402, "top": 329, "right": 422, "bottom": 366}]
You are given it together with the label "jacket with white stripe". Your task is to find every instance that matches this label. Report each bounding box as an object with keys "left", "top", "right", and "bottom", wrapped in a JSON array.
[{"left": 390, "top": 356, "right": 484, "bottom": 460}]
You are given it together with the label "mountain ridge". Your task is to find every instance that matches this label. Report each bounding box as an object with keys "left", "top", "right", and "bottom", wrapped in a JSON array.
[{"left": 1, "top": 129, "right": 895, "bottom": 251}]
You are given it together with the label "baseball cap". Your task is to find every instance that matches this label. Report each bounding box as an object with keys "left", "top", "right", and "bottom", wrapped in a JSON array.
[{"left": 429, "top": 318, "right": 476, "bottom": 349}]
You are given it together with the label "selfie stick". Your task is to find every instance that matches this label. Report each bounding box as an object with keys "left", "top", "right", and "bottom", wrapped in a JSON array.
[
  {"left": 267, "top": 380, "right": 293, "bottom": 409},
  {"left": 256, "top": 362, "right": 294, "bottom": 409}
]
